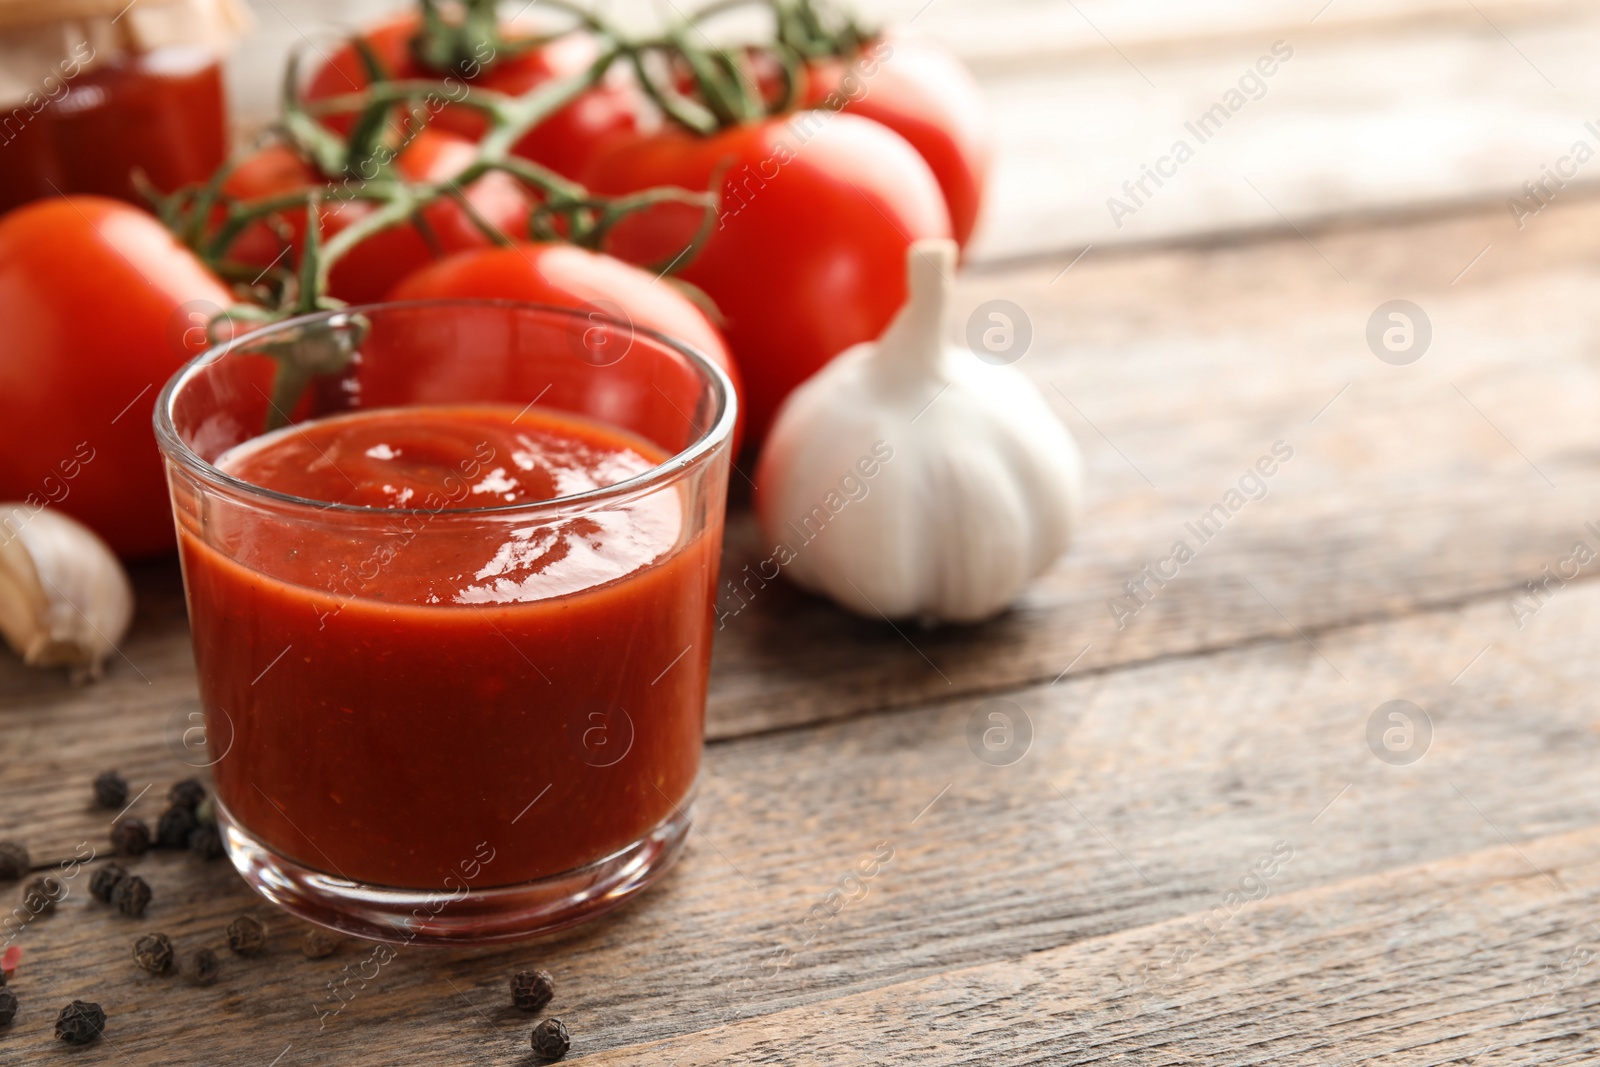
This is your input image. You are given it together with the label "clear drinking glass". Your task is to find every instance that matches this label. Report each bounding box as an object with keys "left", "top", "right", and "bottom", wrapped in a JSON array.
[{"left": 154, "top": 301, "right": 734, "bottom": 944}]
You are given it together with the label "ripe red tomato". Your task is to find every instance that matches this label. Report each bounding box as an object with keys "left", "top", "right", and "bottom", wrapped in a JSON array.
[
  {"left": 304, "top": 13, "right": 641, "bottom": 180},
  {"left": 0, "top": 197, "right": 232, "bottom": 558},
  {"left": 221, "top": 128, "right": 529, "bottom": 306},
  {"left": 583, "top": 113, "right": 950, "bottom": 445},
  {"left": 799, "top": 36, "right": 991, "bottom": 252},
  {"left": 386, "top": 243, "right": 745, "bottom": 452}
]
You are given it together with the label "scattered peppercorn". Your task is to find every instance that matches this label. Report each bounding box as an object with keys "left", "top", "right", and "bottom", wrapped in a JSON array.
[
  {"left": 0, "top": 988, "right": 15, "bottom": 1025},
  {"left": 89, "top": 863, "right": 128, "bottom": 904},
  {"left": 21, "top": 876, "right": 64, "bottom": 915},
  {"left": 132, "top": 933, "right": 175, "bottom": 976},
  {"left": 156, "top": 805, "right": 199, "bottom": 850},
  {"left": 301, "top": 930, "right": 338, "bottom": 960},
  {"left": 54, "top": 1000, "right": 105, "bottom": 1045},
  {"left": 111, "top": 817, "right": 151, "bottom": 857},
  {"left": 511, "top": 969, "right": 555, "bottom": 1013},
  {"left": 531, "top": 1018, "right": 570, "bottom": 1061},
  {"left": 93, "top": 771, "right": 129, "bottom": 810},
  {"left": 226, "top": 915, "right": 267, "bottom": 956},
  {"left": 0, "top": 842, "right": 27, "bottom": 882},
  {"left": 112, "top": 874, "right": 152, "bottom": 918},
  {"left": 188, "top": 824, "right": 225, "bottom": 862},
  {"left": 167, "top": 779, "right": 206, "bottom": 811},
  {"left": 181, "top": 948, "right": 220, "bottom": 986}
]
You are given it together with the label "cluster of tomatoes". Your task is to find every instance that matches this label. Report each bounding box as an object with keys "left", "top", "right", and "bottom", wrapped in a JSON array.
[{"left": 0, "top": 0, "right": 989, "bottom": 559}]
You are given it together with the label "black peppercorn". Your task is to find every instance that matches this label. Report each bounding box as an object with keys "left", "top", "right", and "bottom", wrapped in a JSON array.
[
  {"left": 22, "top": 875, "right": 64, "bottom": 915},
  {"left": 226, "top": 915, "right": 267, "bottom": 956},
  {"left": 167, "top": 778, "right": 206, "bottom": 811},
  {"left": 89, "top": 863, "right": 128, "bottom": 904},
  {"left": 511, "top": 969, "right": 555, "bottom": 1013},
  {"left": 0, "top": 988, "right": 16, "bottom": 1025},
  {"left": 0, "top": 842, "right": 28, "bottom": 882},
  {"left": 112, "top": 874, "right": 152, "bottom": 918},
  {"left": 132, "top": 932, "right": 175, "bottom": 975},
  {"left": 156, "top": 805, "right": 199, "bottom": 850},
  {"left": 54, "top": 1000, "right": 105, "bottom": 1045},
  {"left": 301, "top": 930, "right": 338, "bottom": 960},
  {"left": 531, "top": 1018, "right": 570, "bottom": 1061},
  {"left": 188, "top": 823, "right": 225, "bottom": 862},
  {"left": 111, "top": 817, "right": 151, "bottom": 857},
  {"left": 181, "top": 948, "right": 220, "bottom": 986},
  {"left": 93, "top": 770, "right": 129, "bottom": 810}
]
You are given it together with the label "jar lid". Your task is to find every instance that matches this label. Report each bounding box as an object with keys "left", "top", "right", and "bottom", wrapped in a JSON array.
[
  {"left": 0, "top": 0, "right": 249, "bottom": 105},
  {"left": 0, "top": 0, "right": 178, "bottom": 32}
]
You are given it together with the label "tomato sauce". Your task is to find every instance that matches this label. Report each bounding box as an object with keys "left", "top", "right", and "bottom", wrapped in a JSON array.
[
  {"left": 0, "top": 114, "right": 59, "bottom": 211},
  {"left": 0, "top": 47, "right": 226, "bottom": 214},
  {"left": 178, "top": 404, "right": 719, "bottom": 889}
]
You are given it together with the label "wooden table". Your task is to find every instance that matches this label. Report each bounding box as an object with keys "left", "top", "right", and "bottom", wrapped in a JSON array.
[{"left": 5, "top": 0, "right": 1600, "bottom": 1062}]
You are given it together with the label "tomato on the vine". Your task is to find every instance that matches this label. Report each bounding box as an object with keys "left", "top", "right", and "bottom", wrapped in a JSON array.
[
  {"left": 730, "top": 34, "right": 989, "bottom": 253},
  {"left": 583, "top": 112, "right": 950, "bottom": 445},
  {"left": 304, "top": 13, "right": 641, "bottom": 181},
  {"left": 221, "top": 128, "right": 529, "bottom": 305},
  {"left": 796, "top": 35, "right": 991, "bottom": 252},
  {"left": 386, "top": 243, "right": 746, "bottom": 452},
  {"left": 0, "top": 197, "right": 232, "bottom": 558}
]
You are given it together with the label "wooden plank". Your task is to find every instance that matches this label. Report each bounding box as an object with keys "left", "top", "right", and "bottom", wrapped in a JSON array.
[
  {"left": 708, "top": 191, "right": 1600, "bottom": 735},
  {"left": 581, "top": 824, "right": 1600, "bottom": 1065},
  {"left": 7, "top": 193, "right": 1600, "bottom": 741},
  {"left": 0, "top": 571, "right": 1595, "bottom": 1060},
  {"left": 970, "top": 9, "right": 1600, "bottom": 259}
]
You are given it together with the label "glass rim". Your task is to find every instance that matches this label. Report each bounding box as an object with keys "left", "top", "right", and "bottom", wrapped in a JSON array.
[{"left": 153, "top": 298, "right": 737, "bottom": 519}]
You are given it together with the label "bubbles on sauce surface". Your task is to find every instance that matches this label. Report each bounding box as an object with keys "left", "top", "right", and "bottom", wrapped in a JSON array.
[
  {"left": 213, "top": 404, "right": 684, "bottom": 605},
  {"left": 219, "top": 406, "right": 658, "bottom": 510}
]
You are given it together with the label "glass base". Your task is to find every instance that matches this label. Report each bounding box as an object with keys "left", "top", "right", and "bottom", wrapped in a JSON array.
[{"left": 216, "top": 800, "right": 692, "bottom": 945}]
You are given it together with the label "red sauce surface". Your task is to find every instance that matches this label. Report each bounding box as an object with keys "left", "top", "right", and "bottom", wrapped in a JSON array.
[
  {"left": 179, "top": 404, "right": 719, "bottom": 889},
  {"left": 0, "top": 47, "right": 226, "bottom": 214}
]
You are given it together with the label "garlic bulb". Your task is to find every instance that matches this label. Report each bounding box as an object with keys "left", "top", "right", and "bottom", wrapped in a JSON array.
[
  {"left": 0, "top": 504, "right": 134, "bottom": 682},
  {"left": 754, "top": 238, "right": 1082, "bottom": 623}
]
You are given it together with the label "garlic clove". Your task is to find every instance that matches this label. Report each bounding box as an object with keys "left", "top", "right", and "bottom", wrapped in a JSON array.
[
  {"left": 755, "top": 237, "right": 1083, "bottom": 624},
  {"left": 0, "top": 504, "right": 135, "bottom": 683}
]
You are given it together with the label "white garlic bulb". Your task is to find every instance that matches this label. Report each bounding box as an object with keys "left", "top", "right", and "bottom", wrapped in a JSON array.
[
  {"left": 754, "top": 238, "right": 1082, "bottom": 623},
  {"left": 0, "top": 504, "right": 134, "bottom": 682}
]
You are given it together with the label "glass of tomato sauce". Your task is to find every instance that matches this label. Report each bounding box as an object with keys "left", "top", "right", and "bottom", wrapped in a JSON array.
[
  {"left": 154, "top": 301, "right": 735, "bottom": 944},
  {"left": 0, "top": 0, "right": 237, "bottom": 214}
]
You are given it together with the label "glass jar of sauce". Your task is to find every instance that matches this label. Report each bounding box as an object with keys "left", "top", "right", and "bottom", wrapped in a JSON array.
[
  {"left": 0, "top": 0, "right": 246, "bottom": 213},
  {"left": 156, "top": 301, "right": 737, "bottom": 943}
]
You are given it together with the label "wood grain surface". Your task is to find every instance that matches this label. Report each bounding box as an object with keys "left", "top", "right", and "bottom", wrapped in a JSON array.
[
  {"left": 4, "top": 2, "right": 1599, "bottom": 1061},
  {"left": 581, "top": 825, "right": 1600, "bottom": 1066},
  {"left": 714, "top": 190, "right": 1600, "bottom": 735},
  {"left": 0, "top": 546, "right": 1596, "bottom": 1062}
]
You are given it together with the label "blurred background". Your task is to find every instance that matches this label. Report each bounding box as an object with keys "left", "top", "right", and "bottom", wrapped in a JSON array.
[{"left": 236, "top": 0, "right": 1600, "bottom": 259}]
